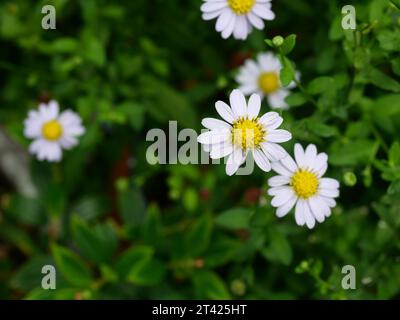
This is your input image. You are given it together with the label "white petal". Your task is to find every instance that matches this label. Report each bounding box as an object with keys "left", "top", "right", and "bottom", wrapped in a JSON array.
[
  {"left": 319, "top": 188, "right": 339, "bottom": 198},
  {"left": 271, "top": 188, "right": 295, "bottom": 207},
  {"left": 221, "top": 14, "right": 236, "bottom": 39},
  {"left": 295, "top": 199, "right": 306, "bottom": 226},
  {"left": 201, "top": 1, "right": 227, "bottom": 13},
  {"left": 225, "top": 147, "right": 246, "bottom": 176},
  {"left": 230, "top": 89, "right": 247, "bottom": 118},
  {"left": 215, "top": 101, "right": 235, "bottom": 123},
  {"left": 294, "top": 143, "right": 306, "bottom": 168},
  {"left": 216, "top": 9, "right": 233, "bottom": 32},
  {"left": 252, "top": 3, "right": 275, "bottom": 20},
  {"left": 268, "top": 175, "right": 290, "bottom": 187},
  {"left": 319, "top": 178, "right": 340, "bottom": 190},
  {"left": 247, "top": 94, "right": 261, "bottom": 119},
  {"left": 268, "top": 90, "right": 290, "bottom": 109},
  {"left": 261, "top": 142, "right": 288, "bottom": 161},
  {"left": 267, "top": 129, "right": 292, "bottom": 143},
  {"left": 253, "top": 149, "right": 271, "bottom": 172},
  {"left": 276, "top": 196, "right": 297, "bottom": 218},
  {"left": 268, "top": 186, "right": 290, "bottom": 196},
  {"left": 202, "top": 118, "right": 231, "bottom": 130},
  {"left": 265, "top": 115, "right": 283, "bottom": 131},
  {"left": 271, "top": 161, "right": 293, "bottom": 177},
  {"left": 202, "top": 10, "right": 224, "bottom": 21},
  {"left": 30, "top": 139, "right": 62, "bottom": 162},
  {"left": 308, "top": 197, "right": 327, "bottom": 223},
  {"left": 58, "top": 110, "right": 81, "bottom": 126},
  {"left": 247, "top": 12, "right": 264, "bottom": 30},
  {"left": 197, "top": 130, "right": 230, "bottom": 145},
  {"left": 321, "top": 196, "right": 336, "bottom": 209},
  {"left": 280, "top": 154, "right": 298, "bottom": 172},
  {"left": 303, "top": 202, "right": 316, "bottom": 229},
  {"left": 233, "top": 15, "right": 248, "bottom": 40},
  {"left": 313, "top": 153, "right": 328, "bottom": 176},
  {"left": 259, "top": 112, "right": 279, "bottom": 126},
  {"left": 210, "top": 142, "right": 233, "bottom": 159},
  {"left": 304, "top": 144, "right": 317, "bottom": 168},
  {"left": 59, "top": 136, "right": 78, "bottom": 150}
]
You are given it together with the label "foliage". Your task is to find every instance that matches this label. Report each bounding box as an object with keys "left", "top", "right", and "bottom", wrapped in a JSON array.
[{"left": 0, "top": 0, "right": 400, "bottom": 300}]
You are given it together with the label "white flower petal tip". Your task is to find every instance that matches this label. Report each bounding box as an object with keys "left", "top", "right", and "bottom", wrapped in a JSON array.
[
  {"left": 199, "top": 89, "right": 291, "bottom": 175},
  {"left": 200, "top": 0, "right": 276, "bottom": 40},
  {"left": 267, "top": 143, "right": 340, "bottom": 229},
  {"left": 235, "top": 51, "right": 298, "bottom": 109},
  {"left": 23, "top": 100, "right": 85, "bottom": 163}
]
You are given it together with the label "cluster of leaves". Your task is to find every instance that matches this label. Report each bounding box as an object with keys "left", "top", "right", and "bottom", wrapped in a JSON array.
[{"left": 0, "top": 0, "right": 400, "bottom": 300}]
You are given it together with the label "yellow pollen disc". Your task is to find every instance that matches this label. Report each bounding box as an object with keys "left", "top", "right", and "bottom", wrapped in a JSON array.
[
  {"left": 258, "top": 72, "right": 280, "bottom": 95},
  {"left": 231, "top": 117, "right": 265, "bottom": 150},
  {"left": 228, "top": 0, "right": 255, "bottom": 15},
  {"left": 291, "top": 169, "right": 319, "bottom": 199},
  {"left": 42, "top": 120, "right": 63, "bottom": 141}
]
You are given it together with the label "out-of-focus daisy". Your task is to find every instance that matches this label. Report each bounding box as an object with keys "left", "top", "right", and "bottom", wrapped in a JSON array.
[
  {"left": 200, "top": 0, "right": 275, "bottom": 40},
  {"left": 197, "top": 89, "right": 291, "bottom": 176},
  {"left": 236, "top": 52, "right": 297, "bottom": 109},
  {"left": 267, "top": 144, "right": 340, "bottom": 229},
  {"left": 24, "top": 100, "right": 85, "bottom": 162}
]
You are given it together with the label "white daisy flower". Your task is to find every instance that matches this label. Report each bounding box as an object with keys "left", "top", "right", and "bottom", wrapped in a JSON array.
[
  {"left": 200, "top": 0, "right": 275, "bottom": 40},
  {"left": 23, "top": 100, "right": 85, "bottom": 162},
  {"left": 197, "top": 89, "right": 291, "bottom": 176},
  {"left": 267, "top": 143, "right": 340, "bottom": 229},
  {"left": 236, "top": 52, "right": 297, "bottom": 109}
]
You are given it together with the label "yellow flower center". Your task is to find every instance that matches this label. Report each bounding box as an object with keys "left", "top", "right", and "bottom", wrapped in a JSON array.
[
  {"left": 291, "top": 169, "right": 319, "bottom": 199},
  {"left": 231, "top": 117, "right": 265, "bottom": 150},
  {"left": 42, "top": 120, "right": 63, "bottom": 141},
  {"left": 228, "top": 0, "right": 255, "bottom": 15},
  {"left": 258, "top": 72, "right": 280, "bottom": 94}
]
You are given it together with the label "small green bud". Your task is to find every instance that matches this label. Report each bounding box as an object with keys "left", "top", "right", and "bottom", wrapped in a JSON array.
[
  {"left": 272, "top": 36, "right": 284, "bottom": 47},
  {"left": 343, "top": 172, "right": 357, "bottom": 186},
  {"left": 116, "top": 177, "right": 129, "bottom": 192},
  {"left": 230, "top": 279, "right": 246, "bottom": 296}
]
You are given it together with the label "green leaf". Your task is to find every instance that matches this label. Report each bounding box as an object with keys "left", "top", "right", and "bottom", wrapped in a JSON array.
[
  {"left": 389, "top": 142, "right": 400, "bottom": 166},
  {"left": 127, "top": 258, "right": 166, "bottom": 286},
  {"left": 46, "top": 38, "right": 79, "bottom": 54},
  {"left": 391, "top": 0, "right": 400, "bottom": 9},
  {"left": 142, "top": 204, "right": 162, "bottom": 246},
  {"left": 51, "top": 244, "right": 93, "bottom": 287},
  {"left": 280, "top": 34, "right": 296, "bottom": 55},
  {"left": 377, "top": 30, "right": 400, "bottom": 52},
  {"left": 307, "top": 77, "right": 335, "bottom": 95},
  {"left": 307, "top": 121, "right": 338, "bottom": 138},
  {"left": 285, "top": 92, "right": 307, "bottom": 107},
  {"left": 330, "top": 140, "right": 379, "bottom": 166},
  {"left": 118, "top": 186, "right": 146, "bottom": 226},
  {"left": 142, "top": 77, "right": 197, "bottom": 128},
  {"left": 70, "top": 195, "right": 110, "bottom": 221},
  {"left": 366, "top": 68, "right": 400, "bottom": 92},
  {"left": 204, "top": 237, "right": 241, "bottom": 268},
  {"left": 7, "top": 195, "right": 45, "bottom": 226},
  {"left": 261, "top": 229, "right": 292, "bottom": 265},
  {"left": 72, "top": 218, "right": 118, "bottom": 264},
  {"left": 185, "top": 214, "right": 213, "bottom": 256},
  {"left": 11, "top": 256, "right": 53, "bottom": 292},
  {"left": 183, "top": 187, "right": 199, "bottom": 212},
  {"left": 80, "top": 32, "right": 106, "bottom": 67},
  {"left": 215, "top": 208, "right": 253, "bottom": 230},
  {"left": 264, "top": 38, "right": 274, "bottom": 48},
  {"left": 388, "top": 180, "right": 400, "bottom": 195},
  {"left": 280, "top": 56, "right": 295, "bottom": 87},
  {"left": 193, "top": 270, "right": 231, "bottom": 300},
  {"left": 115, "top": 245, "right": 154, "bottom": 277}
]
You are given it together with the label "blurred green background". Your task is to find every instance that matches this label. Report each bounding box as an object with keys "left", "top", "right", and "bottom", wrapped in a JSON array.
[{"left": 1, "top": 0, "right": 400, "bottom": 299}]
